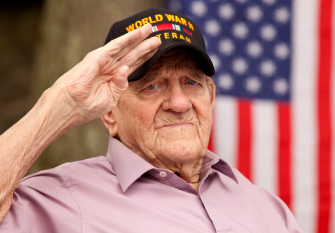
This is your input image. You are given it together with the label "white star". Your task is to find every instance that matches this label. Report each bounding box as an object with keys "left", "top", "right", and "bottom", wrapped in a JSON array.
[
  {"left": 235, "top": 0, "right": 248, "bottom": 3},
  {"left": 260, "top": 60, "right": 276, "bottom": 77},
  {"left": 246, "top": 41, "right": 263, "bottom": 58},
  {"left": 260, "top": 24, "right": 277, "bottom": 41},
  {"left": 262, "top": 0, "right": 276, "bottom": 5},
  {"left": 218, "top": 3, "right": 235, "bottom": 20},
  {"left": 246, "top": 5, "right": 263, "bottom": 22},
  {"left": 205, "top": 20, "right": 221, "bottom": 36},
  {"left": 274, "top": 7, "right": 290, "bottom": 24},
  {"left": 219, "top": 39, "right": 235, "bottom": 55},
  {"left": 273, "top": 78, "right": 289, "bottom": 95},
  {"left": 232, "top": 58, "right": 248, "bottom": 75},
  {"left": 232, "top": 22, "right": 249, "bottom": 39},
  {"left": 218, "top": 74, "right": 234, "bottom": 90},
  {"left": 274, "top": 43, "right": 290, "bottom": 59},
  {"left": 209, "top": 54, "right": 221, "bottom": 69},
  {"left": 168, "top": 0, "right": 182, "bottom": 11},
  {"left": 191, "top": 1, "right": 207, "bottom": 17},
  {"left": 245, "top": 76, "right": 262, "bottom": 93}
]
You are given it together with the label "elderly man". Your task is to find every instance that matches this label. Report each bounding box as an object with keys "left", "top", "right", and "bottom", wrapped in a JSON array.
[{"left": 0, "top": 8, "right": 301, "bottom": 233}]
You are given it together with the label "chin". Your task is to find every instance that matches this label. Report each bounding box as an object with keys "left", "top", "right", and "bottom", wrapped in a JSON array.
[{"left": 158, "top": 138, "right": 205, "bottom": 163}]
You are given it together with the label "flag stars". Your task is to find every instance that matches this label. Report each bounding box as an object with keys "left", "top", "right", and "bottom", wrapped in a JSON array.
[
  {"left": 209, "top": 54, "right": 221, "bottom": 69},
  {"left": 246, "top": 41, "right": 263, "bottom": 58},
  {"left": 274, "top": 7, "right": 290, "bottom": 24},
  {"left": 219, "top": 39, "right": 235, "bottom": 55},
  {"left": 273, "top": 78, "right": 289, "bottom": 95},
  {"left": 232, "top": 58, "right": 248, "bottom": 74},
  {"left": 245, "top": 76, "right": 262, "bottom": 93},
  {"left": 232, "top": 22, "right": 249, "bottom": 39},
  {"left": 191, "top": 1, "right": 207, "bottom": 17},
  {"left": 262, "top": 0, "right": 276, "bottom": 5},
  {"left": 205, "top": 19, "right": 221, "bottom": 36},
  {"left": 260, "top": 24, "right": 277, "bottom": 41},
  {"left": 274, "top": 43, "right": 290, "bottom": 59},
  {"left": 235, "top": 0, "right": 248, "bottom": 3},
  {"left": 218, "top": 74, "right": 234, "bottom": 90},
  {"left": 218, "top": 3, "right": 235, "bottom": 20},
  {"left": 246, "top": 5, "right": 263, "bottom": 22},
  {"left": 260, "top": 60, "right": 276, "bottom": 77}
]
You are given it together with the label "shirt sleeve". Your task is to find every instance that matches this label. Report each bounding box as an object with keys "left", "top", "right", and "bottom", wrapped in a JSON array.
[
  {"left": 0, "top": 170, "right": 81, "bottom": 233},
  {"left": 257, "top": 186, "right": 303, "bottom": 233}
]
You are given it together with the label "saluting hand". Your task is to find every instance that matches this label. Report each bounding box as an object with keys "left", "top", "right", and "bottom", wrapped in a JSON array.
[{"left": 53, "top": 23, "right": 160, "bottom": 125}]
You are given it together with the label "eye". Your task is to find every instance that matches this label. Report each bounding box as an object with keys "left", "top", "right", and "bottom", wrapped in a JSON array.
[
  {"left": 187, "top": 80, "right": 199, "bottom": 86},
  {"left": 146, "top": 84, "right": 159, "bottom": 90}
]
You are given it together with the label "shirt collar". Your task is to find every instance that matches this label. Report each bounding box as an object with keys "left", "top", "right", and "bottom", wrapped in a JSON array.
[{"left": 106, "top": 137, "right": 238, "bottom": 192}]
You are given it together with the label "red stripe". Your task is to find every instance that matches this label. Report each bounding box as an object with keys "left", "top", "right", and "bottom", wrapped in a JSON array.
[
  {"left": 156, "top": 24, "right": 174, "bottom": 31},
  {"left": 316, "top": 0, "right": 333, "bottom": 232},
  {"left": 208, "top": 107, "right": 215, "bottom": 153},
  {"left": 277, "top": 103, "right": 292, "bottom": 210},
  {"left": 237, "top": 100, "right": 252, "bottom": 181}
]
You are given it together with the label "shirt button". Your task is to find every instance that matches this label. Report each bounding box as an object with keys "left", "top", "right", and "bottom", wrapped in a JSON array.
[{"left": 159, "top": 171, "right": 167, "bottom": 177}]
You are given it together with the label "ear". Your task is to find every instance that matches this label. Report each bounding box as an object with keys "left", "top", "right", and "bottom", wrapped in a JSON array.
[
  {"left": 100, "top": 110, "right": 118, "bottom": 136},
  {"left": 208, "top": 80, "right": 216, "bottom": 110}
]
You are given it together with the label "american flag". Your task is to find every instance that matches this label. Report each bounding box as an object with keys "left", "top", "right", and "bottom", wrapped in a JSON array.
[{"left": 167, "top": 0, "right": 334, "bottom": 232}]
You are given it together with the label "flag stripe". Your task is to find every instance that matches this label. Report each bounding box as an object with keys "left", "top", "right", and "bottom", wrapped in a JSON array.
[
  {"left": 277, "top": 103, "right": 292, "bottom": 210},
  {"left": 331, "top": 0, "right": 335, "bottom": 230},
  {"left": 237, "top": 100, "right": 253, "bottom": 181},
  {"left": 214, "top": 97, "right": 237, "bottom": 168},
  {"left": 291, "top": 0, "right": 318, "bottom": 231},
  {"left": 316, "top": 0, "right": 333, "bottom": 232},
  {"left": 252, "top": 101, "right": 277, "bottom": 194}
]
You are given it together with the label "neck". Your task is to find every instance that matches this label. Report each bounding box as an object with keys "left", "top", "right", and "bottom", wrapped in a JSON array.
[{"left": 147, "top": 156, "right": 204, "bottom": 192}]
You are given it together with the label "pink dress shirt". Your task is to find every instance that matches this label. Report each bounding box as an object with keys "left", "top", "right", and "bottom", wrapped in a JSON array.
[{"left": 0, "top": 137, "right": 302, "bottom": 232}]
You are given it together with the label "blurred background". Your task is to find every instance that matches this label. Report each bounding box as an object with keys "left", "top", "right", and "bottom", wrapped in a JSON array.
[{"left": 1, "top": 0, "right": 334, "bottom": 232}]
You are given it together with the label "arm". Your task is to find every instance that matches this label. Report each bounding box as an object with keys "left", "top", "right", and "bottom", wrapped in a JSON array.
[{"left": 0, "top": 23, "right": 161, "bottom": 223}]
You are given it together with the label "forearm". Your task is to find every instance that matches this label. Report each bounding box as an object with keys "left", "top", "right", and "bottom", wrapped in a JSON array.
[{"left": 0, "top": 85, "right": 79, "bottom": 222}]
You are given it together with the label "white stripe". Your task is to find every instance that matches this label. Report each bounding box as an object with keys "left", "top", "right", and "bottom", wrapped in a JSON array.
[
  {"left": 291, "top": 0, "right": 318, "bottom": 232},
  {"left": 252, "top": 100, "right": 277, "bottom": 194},
  {"left": 214, "top": 96, "right": 237, "bottom": 168}
]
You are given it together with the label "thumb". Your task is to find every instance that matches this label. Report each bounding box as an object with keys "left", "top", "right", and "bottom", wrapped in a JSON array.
[{"left": 109, "top": 65, "right": 129, "bottom": 94}]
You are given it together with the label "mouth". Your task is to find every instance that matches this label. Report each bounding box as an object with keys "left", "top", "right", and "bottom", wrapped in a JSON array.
[{"left": 161, "top": 122, "right": 195, "bottom": 128}]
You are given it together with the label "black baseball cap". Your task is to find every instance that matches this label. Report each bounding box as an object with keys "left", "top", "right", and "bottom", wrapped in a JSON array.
[{"left": 104, "top": 7, "right": 215, "bottom": 82}]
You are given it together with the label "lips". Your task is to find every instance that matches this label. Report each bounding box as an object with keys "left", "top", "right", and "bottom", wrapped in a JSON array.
[{"left": 160, "top": 122, "right": 195, "bottom": 129}]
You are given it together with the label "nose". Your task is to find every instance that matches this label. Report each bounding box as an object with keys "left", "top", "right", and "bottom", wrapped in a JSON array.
[{"left": 162, "top": 83, "right": 192, "bottom": 113}]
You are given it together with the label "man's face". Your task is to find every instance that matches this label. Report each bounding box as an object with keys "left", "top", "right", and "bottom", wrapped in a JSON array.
[{"left": 112, "top": 52, "right": 215, "bottom": 167}]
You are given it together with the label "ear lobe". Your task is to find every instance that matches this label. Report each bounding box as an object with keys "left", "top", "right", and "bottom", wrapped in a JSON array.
[{"left": 100, "top": 111, "right": 118, "bottom": 136}]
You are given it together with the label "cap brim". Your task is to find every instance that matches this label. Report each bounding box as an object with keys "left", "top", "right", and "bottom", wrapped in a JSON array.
[{"left": 128, "top": 43, "right": 215, "bottom": 82}]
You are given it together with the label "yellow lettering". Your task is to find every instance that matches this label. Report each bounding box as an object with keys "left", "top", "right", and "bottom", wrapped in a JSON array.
[
  {"left": 135, "top": 21, "right": 142, "bottom": 28},
  {"left": 142, "top": 18, "right": 149, "bottom": 25},
  {"left": 126, "top": 24, "right": 135, "bottom": 32},
  {"left": 188, "top": 22, "right": 194, "bottom": 31},
  {"left": 172, "top": 32, "right": 178, "bottom": 38},
  {"left": 185, "top": 37, "right": 191, "bottom": 43},
  {"left": 181, "top": 18, "right": 187, "bottom": 26},
  {"left": 174, "top": 16, "right": 182, "bottom": 24},
  {"left": 164, "top": 32, "right": 170, "bottom": 39},
  {"left": 156, "top": 34, "right": 162, "bottom": 40},
  {"left": 165, "top": 14, "right": 175, "bottom": 22},
  {"left": 180, "top": 34, "right": 185, "bottom": 40},
  {"left": 155, "top": 14, "right": 163, "bottom": 22},
  {"left": 148, "top": 16, "right": 156, "bottom": 24}
]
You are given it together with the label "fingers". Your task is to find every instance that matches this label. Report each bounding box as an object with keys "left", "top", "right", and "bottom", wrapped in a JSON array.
[
  {"left": 128, "top": 49, "right": 158, "bottom": 74},
  {"left": 103, "top": 23, "right": 154, "bottom": 61},
  {"left": 119, "top": 36, "right": 161, "bottom": 70}
]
